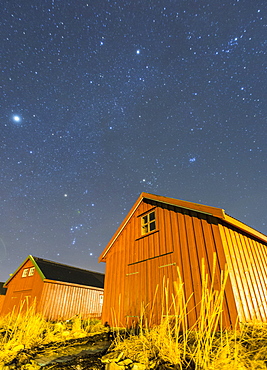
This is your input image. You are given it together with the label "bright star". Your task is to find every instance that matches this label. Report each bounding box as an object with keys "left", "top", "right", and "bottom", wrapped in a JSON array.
[
  {"left": 136, "top": 49, "right": 141, "bottom": 54},
  {"left": 12, "top": 115, "right": 22, "bottom": 123}
]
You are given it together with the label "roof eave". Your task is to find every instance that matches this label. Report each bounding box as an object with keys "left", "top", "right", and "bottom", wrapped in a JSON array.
[
  {"left": 98, "top": 193, "right": 144, "bottom": 262},
  {"left": 223, "top": 214, "right": 267, "bottom": 244},
  {"left": 43, "top": 278, "right": 104, "bottom": 290}
]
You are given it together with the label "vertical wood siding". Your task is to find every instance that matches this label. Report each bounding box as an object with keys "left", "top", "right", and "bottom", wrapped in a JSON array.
[
  {"left": 102, "top": 199, "right": 238, "bottom": 328},
  {"left": 1, "top": 259, "right": 43, "bottom": 315},
  {"left": 0, "top": 296, "right": 6, "bottom": 314},
  {"left": 219, "top": 223, "right": 267, "bottom": 322},
  {"left": 38, "top": 280, "right": 103, "bottom": 320}
]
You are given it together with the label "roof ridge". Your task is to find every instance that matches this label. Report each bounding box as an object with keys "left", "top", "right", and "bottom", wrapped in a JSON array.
[
  {"left": 99, "top": 192, "right": 267, "bottom": 262},
  {"left": 33, "top": 256, "right": 104, "bottom": 275}
]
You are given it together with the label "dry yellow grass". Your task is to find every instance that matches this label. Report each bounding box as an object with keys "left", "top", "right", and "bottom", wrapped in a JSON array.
[{"left": 0, "top": 302, "right": 107, "bottom": 367}]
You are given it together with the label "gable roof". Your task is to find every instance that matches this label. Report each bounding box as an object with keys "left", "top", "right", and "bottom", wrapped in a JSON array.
[
  {"left": 99, "top": 192, "right": 267, "bottom": 262},
  {"left": 4, "top": 256, "right": 104, "bottom": 289}
]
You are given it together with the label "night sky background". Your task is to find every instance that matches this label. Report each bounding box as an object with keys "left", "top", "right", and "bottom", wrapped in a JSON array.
[{"left": 1, "top": 0, "right": 267, "bottom": 281}]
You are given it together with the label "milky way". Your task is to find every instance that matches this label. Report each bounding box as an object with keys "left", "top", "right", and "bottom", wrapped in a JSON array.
[{"left": 1, "top": 0, "right": 267, "bottom": 280}]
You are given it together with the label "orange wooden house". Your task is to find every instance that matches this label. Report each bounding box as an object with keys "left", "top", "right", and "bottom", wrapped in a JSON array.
[
  {"left": 99, "top": 192, "right": 267, "bottom": 328},
  {"left": 1, "top": 256, "right": 104, "bottom": 320}
]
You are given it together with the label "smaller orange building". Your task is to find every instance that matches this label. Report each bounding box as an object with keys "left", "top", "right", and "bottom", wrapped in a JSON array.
[{"left": 1, "top": 256, "right": 104, "bottom": 320}]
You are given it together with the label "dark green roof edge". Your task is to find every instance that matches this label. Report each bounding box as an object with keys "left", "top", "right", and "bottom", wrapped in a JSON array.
[
  {"left": 29, "top": 255, "right": 46, "bottom": 280},
  {"left": 4, "top": 255, "right": 45, "bottom": 287}
]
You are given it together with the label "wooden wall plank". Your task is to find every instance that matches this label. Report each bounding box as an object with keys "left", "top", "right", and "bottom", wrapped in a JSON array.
[
  {"left": 219, "top": 222, "right": 267, "bottom": 323},
  {"left": 184, "top": 211, "right": 202, "bottom": 322},
  {"left": 222, "top": 226, "right": 251, "bottom": 321},
  {"left": 176, "top": 211, "right": 197, "bottom": 327},
  {"left": 210, "top": 222, "right": 238, "bottom": 328},
  {"left": 235, "top": 233, "right": 263, "bottom": 321},
  {"left": 39, "top": 282, "right": 103, "bottom": 320}
]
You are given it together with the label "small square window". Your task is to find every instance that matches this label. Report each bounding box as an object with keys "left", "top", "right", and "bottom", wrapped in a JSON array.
[
  {"left": 28, "top": 267, "right": 35, "bottom": 276},
  {"left": 22, "top": 269, "right": 28, "bottom": 278},
  {"left": 141, "top": 211, "right": 156, "bottom": 235}
]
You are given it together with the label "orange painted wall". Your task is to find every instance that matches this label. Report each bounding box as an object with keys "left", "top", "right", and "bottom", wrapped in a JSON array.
[
  {"left": 0, "top": 296, "right": 6, "bottom": 313},
  {"left": 101, "top": 199, "right": 238, "bottom": 328},
  {"left": 1, "top": 259, "right": 43, "bottom": 315},
  {"left": 219, "top": 223, "right": 267, "bottom": 322},
  {"left": 38, "top": 280, "right": 103, "bottom": 320}
]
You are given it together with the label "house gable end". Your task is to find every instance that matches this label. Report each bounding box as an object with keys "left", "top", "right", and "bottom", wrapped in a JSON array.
[
  {"left": 101, "top": 198, "right": 157, "bottom": 263},
  {"left": 99, "top": 192, "right": 225, "bottom": 262},
  {"left": 4, "top": 255, "right": 45, "bottom": 287}
]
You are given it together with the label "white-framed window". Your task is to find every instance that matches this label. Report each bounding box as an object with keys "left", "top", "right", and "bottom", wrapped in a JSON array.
[
  {"left": 141, "top": 210, "right": 156, "bottom": 235},
  {"left": 22, "top": 269, "right": 29, "bottom": 278},
  {"left": 28, "top": 267, "right": 35, "bottom": 276}
]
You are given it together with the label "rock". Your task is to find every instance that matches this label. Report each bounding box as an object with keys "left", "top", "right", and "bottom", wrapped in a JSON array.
[
  {"left": 12, "top": 344, "right": 25, "bottom": 352},
  {"left": 101, "top": 351, "right": 124, "bottom": 363},
  {"left": 131, "top": 363, "right": 146, "bottom": 370},
  {"left": 118, "top": 358, "right": 133, "bottom": 366},
  {"left": 105, "top": 362, "right": 125, "bottom": 370}
]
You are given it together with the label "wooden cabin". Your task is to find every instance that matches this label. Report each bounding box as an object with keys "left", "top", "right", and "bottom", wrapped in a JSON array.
[
  {"left": 99, "top": 192, "right": 267, "bottom": 328},
  {"left": 1, "top": 256, "right": 104, "bottom": 320}
]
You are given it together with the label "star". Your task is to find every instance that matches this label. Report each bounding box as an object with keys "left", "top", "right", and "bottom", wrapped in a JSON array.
[
  {"left": 189, "top": 157, "right": 196, "bottom": 163},
  {"left": 12, "top": 115, "right": 22, "bottom": 123}
]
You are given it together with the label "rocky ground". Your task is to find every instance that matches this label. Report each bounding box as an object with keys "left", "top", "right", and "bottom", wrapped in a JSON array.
[
  {"left": 2, "top": 333, "right": 111, "bottom": 370},
  {"left": 1, "top": 331, "right": 193, "bottom": 370}
]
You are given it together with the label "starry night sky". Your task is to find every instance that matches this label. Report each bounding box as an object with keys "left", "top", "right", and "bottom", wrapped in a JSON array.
[{"left": 1, "top": 0, "right": 267, "bottom": 281}]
